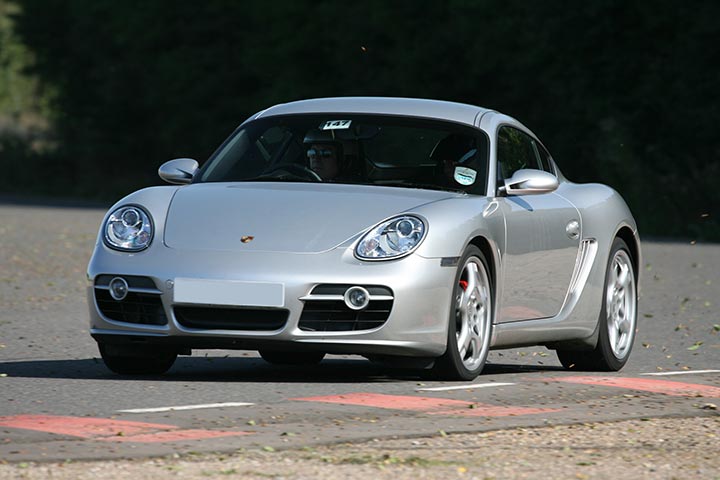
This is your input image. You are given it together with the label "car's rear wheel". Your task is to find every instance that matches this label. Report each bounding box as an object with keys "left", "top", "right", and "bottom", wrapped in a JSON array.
[
  {"left": 557, "top": 237, "right": 637, "bottom": 371},
  {"left": 433, "top": 246, "right": 493, "bottom": 380},
  {"left": 98, "top": 343, "right": 177, "bottom": 375},
  {"left": 259, "top": 350, "right": 325, "bottom": 365}
]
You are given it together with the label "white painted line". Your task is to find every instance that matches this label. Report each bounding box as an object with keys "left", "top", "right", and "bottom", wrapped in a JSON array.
[
  {"left": 417, "top": 382, "right": 516, "bottom": 392},
  {"left": 641, "top": 370, "right": 720, "bottom": 376},
  {"left": 118, "top": 402, "right": 254, "bottom": 413}
]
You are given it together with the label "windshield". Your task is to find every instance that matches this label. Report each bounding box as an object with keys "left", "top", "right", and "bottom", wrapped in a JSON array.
[{"left": 197, "top": 114, "right": 489, "bottom": 194}]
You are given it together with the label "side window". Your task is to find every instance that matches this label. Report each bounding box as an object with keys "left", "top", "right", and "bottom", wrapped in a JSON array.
[
  {"left": 497, "top": 126, "right": 540, "bottom": 180},
  {"left": 534, "top": 142, "right": 555, "bottom": 174}
]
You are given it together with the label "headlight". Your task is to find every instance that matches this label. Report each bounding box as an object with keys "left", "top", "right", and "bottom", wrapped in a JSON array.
[
  {"left": 355, "top": 215, "right": 426, "bottom": 260},
  {"left": 103, "top": 205, "right": 153, "bottom": 251}
]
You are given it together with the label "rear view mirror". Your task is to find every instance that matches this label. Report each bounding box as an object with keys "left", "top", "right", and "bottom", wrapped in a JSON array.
[
  {"left": 503, "top": 169, "right": 558, "bottom": 196},
  {"left": 158, "top": 158, "right": 199, "bottom": 185}
]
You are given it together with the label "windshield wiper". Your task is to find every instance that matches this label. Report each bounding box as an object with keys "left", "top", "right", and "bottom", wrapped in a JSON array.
[
  {"left": 375, "top": 181, "right": 465, "bottom": 193},
  {"left": 241, "top": 175, "right": 314, "bottom": 183}
]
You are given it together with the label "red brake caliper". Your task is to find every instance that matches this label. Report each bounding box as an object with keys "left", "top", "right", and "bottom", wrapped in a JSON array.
[{"left": 459, "top": 280, "right": 469, "bottom": 291}]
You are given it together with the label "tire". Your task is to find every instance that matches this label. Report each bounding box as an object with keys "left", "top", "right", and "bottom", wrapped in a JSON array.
[
  {"left": 259, "top": 350, "right": 325, "bottom": 365},
  {"left": 99, "top": 343, "right": 177, "bottom": 375},
  {"left": 557, "top": 237, "right": 638, "bottom": 371},
  {"left": 432, "top": 246, "right": 493, "bottom": 380}
]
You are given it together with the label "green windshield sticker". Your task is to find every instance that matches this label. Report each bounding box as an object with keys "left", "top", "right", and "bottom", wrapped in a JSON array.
[
  {"left": 454, "top": 167, "right": 477, "bottom": 186},
  {"left": 321, "top": 120, "right": 352, "bottom": 130}
]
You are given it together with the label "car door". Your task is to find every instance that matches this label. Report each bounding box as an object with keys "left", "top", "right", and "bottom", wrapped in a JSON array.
[{"left": 496, "top": 126, "right": 580, "bottom": 322}]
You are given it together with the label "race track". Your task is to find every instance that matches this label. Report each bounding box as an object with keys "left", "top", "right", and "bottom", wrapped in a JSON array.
[{"left": 0, "top": 203, "right": 718, "bottom": 463}]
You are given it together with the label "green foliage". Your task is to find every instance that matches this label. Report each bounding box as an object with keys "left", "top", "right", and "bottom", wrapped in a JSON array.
[
  {"left": 1, "top": 0, "right": 718, "bottom": 238},
  {"left": 0, "top": 1, "right": 43, "bottom": 117}
]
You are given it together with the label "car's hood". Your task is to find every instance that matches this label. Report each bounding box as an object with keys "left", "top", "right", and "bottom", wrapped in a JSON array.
[{"left": 164, "top": 182, "right": 459, "bottom": 253}]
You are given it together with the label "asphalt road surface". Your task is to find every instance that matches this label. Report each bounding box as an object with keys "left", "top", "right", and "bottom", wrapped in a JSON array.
[{"left": 0, "top": 203, "right": 718, "bottom": 465}]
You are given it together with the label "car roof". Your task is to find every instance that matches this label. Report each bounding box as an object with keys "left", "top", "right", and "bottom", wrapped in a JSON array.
[{"left": 253, "top": 97, "right": 493, "bottom": 127}]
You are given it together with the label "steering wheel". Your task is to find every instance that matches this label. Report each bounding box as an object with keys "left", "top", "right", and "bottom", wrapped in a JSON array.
[{"left": 263, "top": 163, "right": 322, "bottom": 182}]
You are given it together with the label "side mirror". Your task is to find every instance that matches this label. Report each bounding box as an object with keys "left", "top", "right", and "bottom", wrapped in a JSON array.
[
  {"left": 502, "top": 169, "right": 558, "bottom": 196},
  {"left": 158, "top": 158, "right": 199, "bottom": 185}
]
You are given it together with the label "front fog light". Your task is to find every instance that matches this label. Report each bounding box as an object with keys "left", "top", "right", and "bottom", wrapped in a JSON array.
[
  {"left": 344, "top": 286, "right": 370, "bottom": 310},
  {"left": 109, "top": 277, "right": 129, "bottom": 301}
]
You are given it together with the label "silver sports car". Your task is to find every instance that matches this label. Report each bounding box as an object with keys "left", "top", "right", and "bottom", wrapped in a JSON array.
[{"left": 87, "top": 97, "right": 640, "bottom": 380}]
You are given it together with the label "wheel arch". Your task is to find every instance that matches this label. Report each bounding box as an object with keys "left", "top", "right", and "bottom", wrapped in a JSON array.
[
  {"left": 467, "top": 235, "right": 500, "bottom": 320},
  {"left": 614, "top": 225, "right": 640, "bottom": 287}
]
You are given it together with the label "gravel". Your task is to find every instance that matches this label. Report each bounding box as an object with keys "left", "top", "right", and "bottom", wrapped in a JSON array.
[{"left": 0, "top": 416, "right": 718, "bottom": 479}]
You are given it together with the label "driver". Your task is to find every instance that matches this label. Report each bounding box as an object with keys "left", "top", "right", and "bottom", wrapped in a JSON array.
[
  {"left": 306, "top": 143, "right": 340, "bottom": 181},
  {"left": 304, "top": 130, "right": 361, "bottom": 182}
]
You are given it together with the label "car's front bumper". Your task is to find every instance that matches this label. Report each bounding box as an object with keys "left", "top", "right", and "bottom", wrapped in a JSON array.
[{"left": 87, "top": 243, "right": 455, "bottom": 357}]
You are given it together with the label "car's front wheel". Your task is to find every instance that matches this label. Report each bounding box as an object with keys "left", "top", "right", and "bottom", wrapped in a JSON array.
[
  {"left": 557, "top": 237, "right": 638, "bottom": 371},
  {"left": 98, "top": 343, "right": 177, "bottom": 375},
  {"left": 433, "top": 246, "right": 493, "bottom": 380}
]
